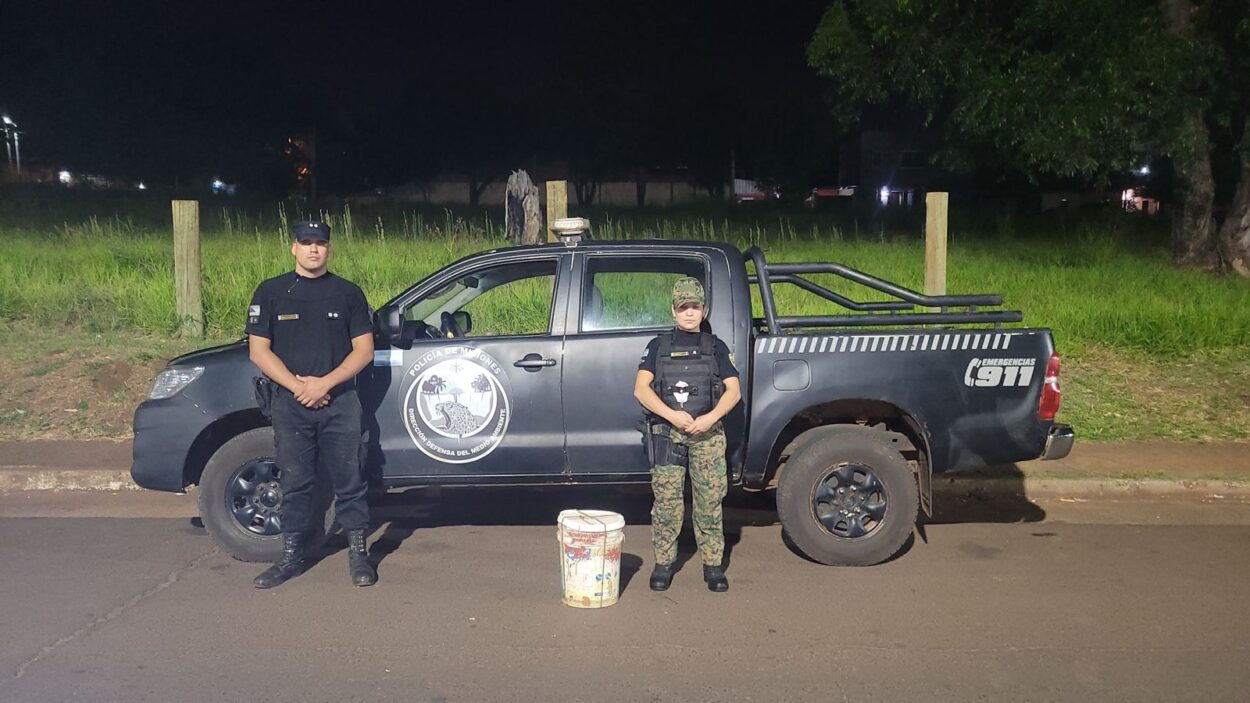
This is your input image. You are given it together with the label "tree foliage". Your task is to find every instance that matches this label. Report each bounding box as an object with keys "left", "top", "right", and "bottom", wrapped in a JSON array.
[
  {"left": 808, "top": 0, "right": 1190, "bottom": 179},
  {"left": 809, "top": 0, "right": 1250, "bottom": 272}
]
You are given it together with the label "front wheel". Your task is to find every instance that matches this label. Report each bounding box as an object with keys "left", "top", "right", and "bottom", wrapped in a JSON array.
[
  {"left": 197, "top": 427, "right": 334, "bottom": 562},
  {"left": 775, "top": 425, "right": 919, "bottom": 566}
]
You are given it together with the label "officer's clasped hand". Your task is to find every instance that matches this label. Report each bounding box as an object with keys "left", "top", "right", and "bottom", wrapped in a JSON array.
[
  {"left": 671, "top": 410, "right": 718, "bottom": 436},
  {"left": 688, "top": 415, "right": 717, "bottom": 436},
  {"left": 294, "top": 375, "right": 333, "bottom": 409},
  {"left": 669, "top": 410, "right": 696, "bottom": 433}
]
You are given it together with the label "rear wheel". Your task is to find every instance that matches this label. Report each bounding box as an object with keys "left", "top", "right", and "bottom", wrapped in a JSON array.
[
  {"left": 197, "top": 427, "right": 334, "bottom": 562},
  {"left": 775, "top": 425, "right": 918, "bottom": 566}
]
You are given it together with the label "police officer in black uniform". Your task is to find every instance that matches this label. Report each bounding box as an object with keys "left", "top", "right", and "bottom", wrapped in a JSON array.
[{"left": 245, "top": 221, "right": 377, "bottom": 588}]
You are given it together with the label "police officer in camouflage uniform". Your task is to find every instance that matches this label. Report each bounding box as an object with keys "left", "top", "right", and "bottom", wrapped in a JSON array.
[{"left": 634, "top": 277, "right": 742, "bottom": 592}]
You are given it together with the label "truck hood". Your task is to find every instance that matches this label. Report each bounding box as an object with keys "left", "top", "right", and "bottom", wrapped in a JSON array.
[{"left": 168, "top": 338, "right": 249, "bottom": 367}]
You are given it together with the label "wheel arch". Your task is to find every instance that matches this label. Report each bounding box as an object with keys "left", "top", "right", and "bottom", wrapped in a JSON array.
[
  {"left": 182, "top": 409, "right": 271, "bottom": 488},
  {"left": 762, "top": 398, "right": 934, "bottom": 516}
]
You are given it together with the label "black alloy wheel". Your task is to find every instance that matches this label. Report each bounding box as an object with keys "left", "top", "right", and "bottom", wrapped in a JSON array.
[
  {"left": 198, "top": 427, "right": 334, "bottom": 562},
  {"left": 811, "top": 462, "right": 888, "bottom": 539},
  {"left": 226, "top": 458, "right": 285, "bottom": 537},
  {"left": 775, "top": 425, "right": 919, "bottom": 566}
]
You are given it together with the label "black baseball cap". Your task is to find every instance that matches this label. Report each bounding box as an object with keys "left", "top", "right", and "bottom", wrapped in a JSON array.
[{"left": 291, "top": 220, "right": 331, "bottom": 242}]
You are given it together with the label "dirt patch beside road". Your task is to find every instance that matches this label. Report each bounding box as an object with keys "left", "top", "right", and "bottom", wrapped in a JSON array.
[{"left": 0, "top": 322, "right": 237, "bottom": 440}]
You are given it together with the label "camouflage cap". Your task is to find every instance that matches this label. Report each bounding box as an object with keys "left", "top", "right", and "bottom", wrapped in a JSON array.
[{"left": 672, "top": 277, "right": 706, "bottom": 306}]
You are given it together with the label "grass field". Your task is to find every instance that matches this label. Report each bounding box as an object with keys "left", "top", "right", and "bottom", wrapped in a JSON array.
[{"left": 0, "top": 190, "right": 1247, "bottom": 441}]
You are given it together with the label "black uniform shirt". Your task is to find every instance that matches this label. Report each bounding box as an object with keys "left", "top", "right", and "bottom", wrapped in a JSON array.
[
  {"left": 638, "top": 329, "right": 740, "bottom": 380},
  {"left": 245, "top": 271, "right": 372, "bottom": 378}
]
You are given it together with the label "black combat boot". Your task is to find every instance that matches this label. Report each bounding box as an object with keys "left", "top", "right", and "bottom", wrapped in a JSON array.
[
  {"left": 347, "top": 529, "right": 378, "bottom": 587},
  {"left": 649, "top": 562, "right": 674, "bottom": 591},
  {"left": 703, "top": 564, "right": 728, "bottom": 592},
  {"left": 253, "top": 532, "right": 305, "bottom": 589}
]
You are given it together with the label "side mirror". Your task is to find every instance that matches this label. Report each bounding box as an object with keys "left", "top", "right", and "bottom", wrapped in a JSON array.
[
  {"left": 453, "top": 310, "right": 472, "bottom": 335},
  {"left": 377, "top": 307, "right": 404, "bottom": 344}
]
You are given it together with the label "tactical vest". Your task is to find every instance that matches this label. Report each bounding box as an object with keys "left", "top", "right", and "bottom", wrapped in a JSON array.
[{"left": 652, "top": 331, "right": 722, "bottom": 419}]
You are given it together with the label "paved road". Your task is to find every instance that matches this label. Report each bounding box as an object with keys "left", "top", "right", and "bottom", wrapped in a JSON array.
[{"left": 2, "top": 487, "right": 1249, "bottom": 702}]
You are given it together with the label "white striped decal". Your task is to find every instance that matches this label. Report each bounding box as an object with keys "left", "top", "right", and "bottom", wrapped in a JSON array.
[{"left": 754, "top": 331, "right": 1024, "bottom": 355}]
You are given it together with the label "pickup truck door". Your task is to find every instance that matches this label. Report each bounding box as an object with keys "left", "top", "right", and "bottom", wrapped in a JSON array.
[
  {"left": 364, "top": 253, "right": 570, "bottom": 479},
  {"left": 561, "top": 251, "right": 713, "bottom": 476}
]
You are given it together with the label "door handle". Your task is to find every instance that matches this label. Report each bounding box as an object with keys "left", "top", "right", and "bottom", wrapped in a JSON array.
[{"left": 513, "top": 355, "right": 557, "bottom": 369}]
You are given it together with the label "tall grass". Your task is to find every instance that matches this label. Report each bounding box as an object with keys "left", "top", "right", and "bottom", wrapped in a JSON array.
[{"left": 0, "top": 195, "right": 1247, "bottom": 357}]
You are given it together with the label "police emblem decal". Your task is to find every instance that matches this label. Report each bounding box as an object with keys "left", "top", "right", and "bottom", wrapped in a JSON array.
[{"left": 401, "top": 346, "right": 512, "bottom": 463}]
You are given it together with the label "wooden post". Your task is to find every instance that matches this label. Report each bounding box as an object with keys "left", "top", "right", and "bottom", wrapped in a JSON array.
[
  {"left": 545, "top": 180, "right": 568, "bottom": 243},
  {"left": 924, "top": 192, "right": 949, "bottom": 298},
  {"left": 171, "top": 200, "right": 204, "bottom": 337}
]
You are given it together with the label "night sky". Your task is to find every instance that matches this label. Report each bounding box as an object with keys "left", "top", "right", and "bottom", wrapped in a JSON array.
[{"left": 1, "top": 1, "right": 829, "bottom": 191}]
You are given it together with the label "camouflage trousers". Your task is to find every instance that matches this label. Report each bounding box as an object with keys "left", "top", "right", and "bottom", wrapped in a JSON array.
[{"left": 651, "top": 422, "right": 728, "bottom": 567}]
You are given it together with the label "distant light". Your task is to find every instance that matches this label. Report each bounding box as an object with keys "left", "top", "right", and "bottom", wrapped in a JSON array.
[
  {"left": 137, "top": 182, "right": 147, "bottom": 191},
  {"left": 58, "top": 170, "right": 72, "bottom": 184},
  {"left": 1, "top": 115, "right": 13, "bottom": 126},
  {"left": 211, "top": 179, "right": 224, "bottom": 190},
  {"left": 1136, "top": 165, "right": 1151, "bottom": 176},
  {"left": 878, "top": 186, "right": 890, "bottom": 206}
]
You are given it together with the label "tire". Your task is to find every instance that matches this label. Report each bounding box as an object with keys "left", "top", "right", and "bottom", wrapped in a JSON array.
[
  {"left": 197, "top": 427, "right": 335, "bottom": 562},
  {"left": 775, "top": 425, "right": 919, "bottom": 566}
]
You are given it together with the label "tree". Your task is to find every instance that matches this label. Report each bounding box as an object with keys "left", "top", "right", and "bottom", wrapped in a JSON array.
[{"left": 808, "top": 0, "right": 1250, "bottom": 274}]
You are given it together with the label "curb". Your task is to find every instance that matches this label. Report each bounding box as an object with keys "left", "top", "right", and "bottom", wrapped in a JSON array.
[
  {"left": 4, "top": 467, "right": 1250, "bottom": 501},
  {"left": 934, "top": 477, "right": 1250, "bottom": 501},
  {"left": 0, "top": 468, "right": 141, "bottom": 492}
]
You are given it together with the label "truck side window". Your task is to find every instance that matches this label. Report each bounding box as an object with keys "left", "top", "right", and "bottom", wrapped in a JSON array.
[
  {"left": 408, "top": 259, "right": 559, "bottom": 338},
  {"left": 582, "top": 256, "right": 706, "bottom": 332}
]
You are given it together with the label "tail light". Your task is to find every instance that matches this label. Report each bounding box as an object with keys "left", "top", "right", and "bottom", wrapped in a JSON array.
[{"left": 1037, "top": 353, "right": 1061, "bottom": 420}]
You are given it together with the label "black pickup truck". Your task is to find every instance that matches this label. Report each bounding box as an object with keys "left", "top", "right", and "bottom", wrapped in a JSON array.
[{"left": 132, "top": 221, "right": 1073, "bottom": 566}]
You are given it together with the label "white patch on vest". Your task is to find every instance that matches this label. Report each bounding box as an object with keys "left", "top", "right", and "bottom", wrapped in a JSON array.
[{"left": 672, "top": 381, "right": 691, "bottom": 406}]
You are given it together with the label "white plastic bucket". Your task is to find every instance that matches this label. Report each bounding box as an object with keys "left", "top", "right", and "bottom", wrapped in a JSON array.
[{"left": 557, "top": 509, "right": 626, "bottom": 608}]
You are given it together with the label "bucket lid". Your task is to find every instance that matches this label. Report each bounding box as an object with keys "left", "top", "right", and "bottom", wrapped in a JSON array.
[{"left": 558, "top": 509, "right": 625, "bottom": 532}]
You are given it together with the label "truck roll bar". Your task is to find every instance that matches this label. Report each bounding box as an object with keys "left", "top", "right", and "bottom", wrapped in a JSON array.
[{"left": 745, "top": 246, "right": 1022, "bottom": 334}]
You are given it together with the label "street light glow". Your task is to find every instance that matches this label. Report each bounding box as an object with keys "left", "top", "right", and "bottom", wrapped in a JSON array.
[
  {"left": 58, "top": 170, "right": 72, "bottom": 184},
  {"left": 879, "top": 186, "right": 890, "bottom": 206},
  {"left": 1, "top": 115, "right": 13, "bottom": 126}
]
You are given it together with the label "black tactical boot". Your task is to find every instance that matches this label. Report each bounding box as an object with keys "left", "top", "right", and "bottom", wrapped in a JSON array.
[
  {"left": 649, "top": 563, "right": 674, "bottom": 591},
  {"left": 253, "top": 532, "right": 305, "bottom": 589},
  {"left": 703, "top": 564, "right": 728, "bottom": 592},
  {"left": 347, "top": 529, "right": 378, "bottom": 587}
]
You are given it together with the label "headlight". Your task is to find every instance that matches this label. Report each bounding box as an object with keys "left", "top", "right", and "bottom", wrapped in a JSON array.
[{"left": 148, "top": 366, "right": 205, "bottom": 399}]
